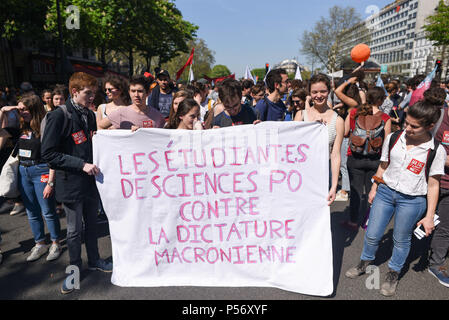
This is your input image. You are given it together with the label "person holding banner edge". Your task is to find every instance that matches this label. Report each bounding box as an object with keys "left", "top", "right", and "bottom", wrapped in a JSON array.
[
  {"left": 294, "top": 73, "right": 344, "bottom": 205},
  {"left": 41, "top": 72, "right": 113, "bottom": 294},
  {"left": 98, "top": 75, "right": 165, "bottom": 131}
]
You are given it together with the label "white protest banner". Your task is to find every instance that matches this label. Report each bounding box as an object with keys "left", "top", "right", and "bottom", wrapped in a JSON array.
[{"left": 93, "top": 121, "right": 333, "bottom": 296}]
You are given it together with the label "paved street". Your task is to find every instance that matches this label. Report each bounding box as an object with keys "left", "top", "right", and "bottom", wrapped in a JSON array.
[{"left": 0, "top": 199, "right": 447, "bottom": 301}]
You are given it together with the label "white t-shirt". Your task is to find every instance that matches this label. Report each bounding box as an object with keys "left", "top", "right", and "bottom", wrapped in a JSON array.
[{"left": 380, "top": 131, "right": 447, "bottom": 196}]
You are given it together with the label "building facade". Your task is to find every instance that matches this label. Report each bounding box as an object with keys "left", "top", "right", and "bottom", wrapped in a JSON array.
[
  {"left": 273, "top": 59, "right": 309, "bottom": 74},
  {"left": 338, "top": 0, "right": 443, "bottom": 78}
]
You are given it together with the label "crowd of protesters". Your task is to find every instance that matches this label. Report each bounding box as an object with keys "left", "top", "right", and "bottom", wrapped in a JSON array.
[{"left": 0, "top": 64, "right": 449, "bottom": 297}]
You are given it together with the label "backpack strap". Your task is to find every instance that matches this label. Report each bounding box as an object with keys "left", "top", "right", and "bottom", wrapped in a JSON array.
[
  {"left": 431, "top": 108, "right": 445, "bottom": 137},
  {"left": 389, "top": 130, "right": 439, "bottom": 181},
  {"left": 59, "top": 105, "right": 71, "bottom": 136},
  {"left": 40, "top": 105, "right": 71, "bottom": 142},
  {"left": 388, "top": 130, "right": 403, "bottom": 164},
  {"left": 425, "top": 138, "right": 439, "bottom": 181}
]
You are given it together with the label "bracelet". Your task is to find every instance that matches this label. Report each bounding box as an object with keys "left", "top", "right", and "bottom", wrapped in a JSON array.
[{"left": 371, "top": 176, "right": 385, "bottom": 185}]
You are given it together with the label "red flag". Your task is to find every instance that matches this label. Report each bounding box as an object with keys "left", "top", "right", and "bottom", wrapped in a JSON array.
[
  {"left": 204, "top": 74, "right": 235, "bottom": 83},
  {"left": 176, "top": 48, "right": 195, "bottom": 80},
  {"left": 409, "top": 66, "right": 438, "bottom": 107}
]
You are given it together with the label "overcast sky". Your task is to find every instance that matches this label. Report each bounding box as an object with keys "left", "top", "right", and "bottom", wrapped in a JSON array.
[{"left": 175, "top": 0, "right": 393, "bottom": 78}]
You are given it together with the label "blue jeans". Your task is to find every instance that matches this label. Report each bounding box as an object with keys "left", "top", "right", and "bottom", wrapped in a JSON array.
[
  {"left": 361, "top": 184, "right": 426, "bottom": 273},
  {"left": 18, "top": 164, "right": 60, "bottom": 243}
]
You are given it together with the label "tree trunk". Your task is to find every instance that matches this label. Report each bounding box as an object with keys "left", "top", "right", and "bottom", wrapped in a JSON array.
[
  {"left": 146, "top": 56, "right": 152, "bottom": 73},
  {"left": 128, "top": 48, "right": 133, "bottom": 78},
  {"left": 100, "top": 45, "right": 108, "bottom": 73}
]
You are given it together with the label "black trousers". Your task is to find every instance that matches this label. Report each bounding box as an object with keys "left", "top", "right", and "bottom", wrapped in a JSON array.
[
  {"left": 347, "top": 156, "right": 380, "bottom": 224},
  {"left": 63, "top": 194, "right": 100, "bottom": 269},
  {"left": 429, "top": 188, "right": 449, "bottom": 268}
]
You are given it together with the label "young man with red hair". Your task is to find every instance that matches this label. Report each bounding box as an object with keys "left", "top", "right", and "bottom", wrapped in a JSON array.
[{"left": 41, "top": 72, "right": 112, "bottom": 294}]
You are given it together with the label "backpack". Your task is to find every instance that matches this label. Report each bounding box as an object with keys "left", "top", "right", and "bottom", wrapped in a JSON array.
[
  {"left": 40, "top": 105, "right": 71, "bottom": 142},
  {"left": 349, "top": 112, "right": 385, "bottom": 157},
  {"left": 388, "top": 130, "right": 439, "bottom": 181}
]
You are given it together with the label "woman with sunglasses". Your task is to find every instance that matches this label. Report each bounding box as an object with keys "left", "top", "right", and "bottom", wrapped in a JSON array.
[
  {"left": 96, "top": 75, "right": 128, "bottom": 129},
  {"left": 285, "top": 88, "right": 307, "bottom": 121}
]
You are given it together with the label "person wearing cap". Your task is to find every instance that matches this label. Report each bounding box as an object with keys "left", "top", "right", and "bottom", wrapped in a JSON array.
[{"left": 147, "top": 69, "right": 177, "bottom": 119}]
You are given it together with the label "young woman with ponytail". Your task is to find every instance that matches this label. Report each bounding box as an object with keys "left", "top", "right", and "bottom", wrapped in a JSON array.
[{"left": 341, "top": 87, "right": 392, "bottom": 231}]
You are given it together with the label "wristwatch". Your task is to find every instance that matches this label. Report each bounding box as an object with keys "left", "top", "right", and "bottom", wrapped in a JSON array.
[{"left": 47, "top": 181, "right": 55, "bottom": 188}]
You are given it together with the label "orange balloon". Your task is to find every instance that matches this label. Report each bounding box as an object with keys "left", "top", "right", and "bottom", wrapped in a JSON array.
[{"left": 351, "top": 44, "right": 371, "bottom": 63}]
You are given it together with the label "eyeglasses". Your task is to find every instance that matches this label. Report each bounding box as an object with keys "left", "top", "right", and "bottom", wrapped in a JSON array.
[
  {"left": 105, "top": 88, "right": 117, "bottom": 93},
  {"left": 292, "top": 100, "right": 302, "bottom": 105},
  {"left": 224, "top": 101, "right": 241, "bottom": 112}
]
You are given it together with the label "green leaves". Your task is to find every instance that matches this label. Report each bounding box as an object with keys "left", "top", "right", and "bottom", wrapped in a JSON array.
[
  {"left": 208, "top": 65, "right": 231, "bottom": 79},
  {"left": 424, "top": 0, "right": 449, "bottom": 47},
  {"left": 1, "top": 0, "right": 198, "bottom": 74}
]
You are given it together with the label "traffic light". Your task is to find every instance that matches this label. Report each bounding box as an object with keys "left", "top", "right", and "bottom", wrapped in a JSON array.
[
  {"left": 265, "top": 63, "right": 269, "bottom": 73},
  {"left": 436, "top": 60, "right": 443, "bottom": 80}
]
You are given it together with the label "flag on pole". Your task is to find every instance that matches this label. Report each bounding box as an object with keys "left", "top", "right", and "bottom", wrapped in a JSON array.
[
  {"left": 176, "top": 48, "right": 195, "bottom": 80},
  {"left": 409, "top": 66, "right": 438, "bottom": 107},
  {"left": 244, "top": 65, "right": 256, "bottom": 83},
  {"left": 263, "top": 65, "right": 272, "bottom": 84},
  {"left": 188, "top": 64, "right": 194, "bottom": 83},
  {"left": 295, "top": 65, "right": 302, "bottom": 81},
  {"left": 376, "top": 75, "right": 387, "bottom": 96}
]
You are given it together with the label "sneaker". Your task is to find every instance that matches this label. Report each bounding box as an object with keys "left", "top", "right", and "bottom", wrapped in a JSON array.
[
  {"left": 61, "top": 275, "right": 75, "bottom": 294},
  {"left": 345, "top": 260, "right": 372, "bottom": 278},
  {"left": 46, "top": 243, "right": 61, "bottom": 261},
  {"left": 88, "top": 259, "right": 113, "bottom": 273},
  {"left": 26, "top": 245, "right": 48, "bottom": 262},
  {"left": 335, "top": 190, "right": 349, "bottom": 202},
  {"left": 380, "top": 269, "right": 399, "bottom": 297},
  {"left": 10, "top": 203, "right": 25, "bottom": 216},
  {"left": 0, "top": 201, "right": 14, "bottom": 214},
  {"left": 428, "top": 266, "right": 449, "bottom": 288}
]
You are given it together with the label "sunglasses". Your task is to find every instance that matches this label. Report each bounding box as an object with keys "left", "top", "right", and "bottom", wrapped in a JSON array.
[
  {"left": 105, "top": 88, "right": 117, "bottom": 93},
  {"left": 292, "top": 100, "right": 302, "bottom": 105}
]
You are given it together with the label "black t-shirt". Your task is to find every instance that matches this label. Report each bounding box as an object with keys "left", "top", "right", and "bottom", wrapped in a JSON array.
[
  {"left": 213, "top": 104, "right": 257, "bottom": 128},
  {"left": 15, "top": 131, "right": 42, "bottom": 161}
]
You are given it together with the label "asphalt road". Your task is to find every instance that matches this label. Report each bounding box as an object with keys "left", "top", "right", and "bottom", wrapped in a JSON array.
[{"left": 0, "top": 198, "right": 447, "bottom": 301}]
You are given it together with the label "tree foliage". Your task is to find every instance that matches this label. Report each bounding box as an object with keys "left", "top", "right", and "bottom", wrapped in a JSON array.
[
  {"left": 0, "top": 0, "right": 49, "bottom": 40},
  {"left": 251, "top": 68, "right": 266, "bottom": 81},
  {"left": 299, "top": 6, "right": 361, "bottom": 72},
  {"left": 1, "top": 0, "right": 199, "bottom": 76},
  {"left": 424, "top": 0, "right": 449, "bottom": 47},
  {"left": 208, "top": 65, "right": 231, "bottom": 78},
  {"left": 424, "top": 0, "right": 449, "bottom": 78}
]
